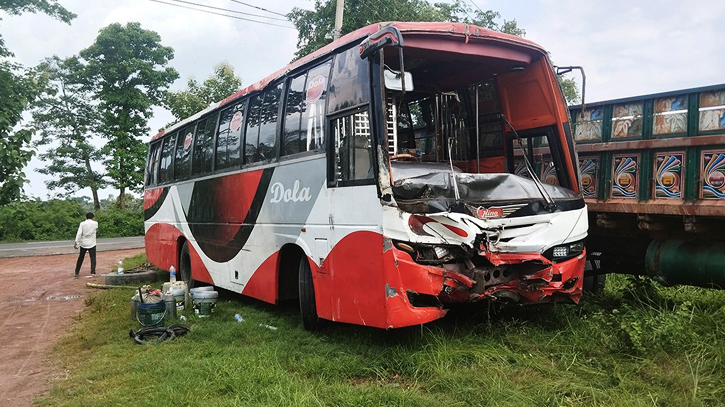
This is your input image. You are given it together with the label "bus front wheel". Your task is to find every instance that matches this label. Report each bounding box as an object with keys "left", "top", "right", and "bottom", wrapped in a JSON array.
[{"left": 298, "top": 257, "right": 321, "bottom": 330}]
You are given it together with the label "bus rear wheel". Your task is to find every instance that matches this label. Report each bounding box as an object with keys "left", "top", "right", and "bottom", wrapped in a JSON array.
[
  {"left": 179, "top": 241, "right": 193, "bottom": 287},
  {"left": 299, "top": 257, "right": 321, "bottom": 330}
]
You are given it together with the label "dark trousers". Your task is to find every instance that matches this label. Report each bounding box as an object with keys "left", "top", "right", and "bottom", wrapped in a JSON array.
[{"left": 75, "top": 246, "right": 96, "bottom": 275}]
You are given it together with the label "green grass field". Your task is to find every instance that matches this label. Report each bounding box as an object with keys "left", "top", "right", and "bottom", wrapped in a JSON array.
[{"left": 38, "top": 258, "right": 725, "bottom": 407}]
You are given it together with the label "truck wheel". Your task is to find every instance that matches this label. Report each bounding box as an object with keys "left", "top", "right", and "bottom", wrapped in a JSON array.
[
  {"left": 179, "top": 241, "right": 193, "bottom": 287},
  {"left": 299, "top": 256, "right": 322, "bottom": 330},
  {"left": 582, "top": 274, "right": 607, "bottom": 294}
]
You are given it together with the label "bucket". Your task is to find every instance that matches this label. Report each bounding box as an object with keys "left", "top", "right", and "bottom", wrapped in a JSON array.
[
  {"left": 192, "top": 290, "right": 218, "bottom": 318},
  {"left": 136, "top": 300, "right": 167, "bottom": 327},
  {"left": 164, "top": 293, "right": 177, "bottom": 320},
  {"left": 190, "top": 286, "right": 214, "bottom": 299},
  {"left": 171, "top": 287, "right": 186, "bottom": 311}
]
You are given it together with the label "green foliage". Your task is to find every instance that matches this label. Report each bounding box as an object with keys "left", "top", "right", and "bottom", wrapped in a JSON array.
[
  {"left": 79, "top": 22, "right": 179, "bottom": 208},
  {"left": 0, "top": 62, "right": 38, "bottom": 205},
  {"left": 164, "top": 62, "right": 243, "bottom": 125},
  {"left": 0, "top": 0, "right": 75, "bottom": 205},
  {"left": 29, "top": 56, "right": 107, "bottom": 209},
  {"left": 559, "top": 76, "right": 581, "bottom": 105},
  {"left": 288, "top": 0, "right": 524, "bottom": 59},
  {"left": 0, "top": 0, "right": 75, "bottom": 57},
  {"left": 37, "top": 273, "right": 725, "bottom": 407},
  {"left": 0, "top": 198, "right": 143, "bottom": 242}
]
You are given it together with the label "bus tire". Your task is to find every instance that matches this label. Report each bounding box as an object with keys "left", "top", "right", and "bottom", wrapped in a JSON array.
[
  {"left": 299, "top": 256, "right": 321, "bottom": 331},
  {"left": 179, "top": 241, "right": 193, "bottom": 287}
]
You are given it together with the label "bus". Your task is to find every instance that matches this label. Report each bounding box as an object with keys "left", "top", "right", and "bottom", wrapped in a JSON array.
[{"left": 144, "top": 22, "right": 588, "bottom": 330}]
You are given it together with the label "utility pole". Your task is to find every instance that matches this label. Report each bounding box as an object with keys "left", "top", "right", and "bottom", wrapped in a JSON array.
[{"left": 333, "top": 0, "right": 344, "bottom": 40}]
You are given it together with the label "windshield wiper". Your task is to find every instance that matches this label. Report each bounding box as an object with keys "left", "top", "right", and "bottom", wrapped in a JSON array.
[{"left": 500, "top": 114, "right": 557, "bottom": 212}]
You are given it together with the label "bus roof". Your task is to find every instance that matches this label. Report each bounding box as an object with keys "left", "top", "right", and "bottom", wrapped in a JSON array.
[{"left": 152, "top": 21, "right": 546, "bottom": 141}]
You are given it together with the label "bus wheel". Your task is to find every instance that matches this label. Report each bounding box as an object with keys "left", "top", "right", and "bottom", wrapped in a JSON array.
[
  {"left": 179, "top": 241, "right": 194, "bottom": 287},
  {"left": 298, "top": 257, "right": 321, "bottom": 330}
]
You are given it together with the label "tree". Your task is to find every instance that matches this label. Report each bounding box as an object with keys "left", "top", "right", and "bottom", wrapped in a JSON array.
[
  {"left": 289, "top": 0, "right": 581, "bottom": 104},
  {"left": 0, "top": 63, "right": 37, "bottom": 205},
  {"left": 0, "top": 0, "right": 75, "bottom": 57},
  {"left": 288, "top": 0, "right": 524, "bottom": 59},
  {"left": 0, "top": 0, "right": 75, "bottom": 205},
  {"left": 79, "top": 22, "right": 179, "bottom": 209},
  {"left": 29, "top": 56, "right": 107, "bottom": 210},
  {"left": 164, "top": 62, "right": 243, "bottom": 124}
]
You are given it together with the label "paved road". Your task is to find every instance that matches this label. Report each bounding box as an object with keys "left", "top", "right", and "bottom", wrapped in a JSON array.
[{"left": 0, "top": 236, "right": 145, "bottom": 258}]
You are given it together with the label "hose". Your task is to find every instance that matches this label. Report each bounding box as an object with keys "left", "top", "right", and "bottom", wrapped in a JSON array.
[{"left": 129, "top": 324, "right": 190, "bottom": 345}]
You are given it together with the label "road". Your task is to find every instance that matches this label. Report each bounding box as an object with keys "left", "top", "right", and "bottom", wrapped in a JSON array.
[
  {"left": 0, "top": 247, "right": 147, "bottom": 407},
  {"left": 0, "top": 236, "right": 145, "bottom": 258}
]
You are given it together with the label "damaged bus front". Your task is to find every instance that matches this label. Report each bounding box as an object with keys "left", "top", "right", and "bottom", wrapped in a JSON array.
[{"left": 364, "top": 24, "right": 588, "bottom": 327}]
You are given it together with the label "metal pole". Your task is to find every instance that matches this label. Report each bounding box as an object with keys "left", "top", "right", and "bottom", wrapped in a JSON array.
[{"left": 333, "top": 0, "right": 345, "bottom": 40}]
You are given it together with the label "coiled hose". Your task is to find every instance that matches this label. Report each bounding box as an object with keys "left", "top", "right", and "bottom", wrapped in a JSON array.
[{"left": 129, "top": 324, "right": 190, "bottom": 345}]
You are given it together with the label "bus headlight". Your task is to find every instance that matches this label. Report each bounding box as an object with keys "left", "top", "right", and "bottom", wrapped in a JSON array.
[
  {"left": 433, "top": 246, "right": 450, "bottom": 259},
  {"left": 547, "top": 240, "right": 585, "bottom": 261}
]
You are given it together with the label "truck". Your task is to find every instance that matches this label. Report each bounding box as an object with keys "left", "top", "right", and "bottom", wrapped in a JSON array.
[{"left": 564, "top": 84, "right": 725, "bottom": 289}]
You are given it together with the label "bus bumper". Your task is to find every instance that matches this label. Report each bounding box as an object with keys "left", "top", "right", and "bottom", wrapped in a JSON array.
[{"left": 384, "top": 247, "right": 585, "bottom": 328}]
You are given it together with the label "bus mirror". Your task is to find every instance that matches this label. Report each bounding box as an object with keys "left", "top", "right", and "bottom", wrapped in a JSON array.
[
  {"left": 384, "top": 68, "right": 414, "bottom": 91},
  {"left": 359, "top": 26, "right": 404, "bottom": 59}
]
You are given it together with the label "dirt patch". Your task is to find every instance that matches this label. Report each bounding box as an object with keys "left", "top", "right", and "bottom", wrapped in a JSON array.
[{"left": 0, "top": 248, "right": 145, "bottom": 407}]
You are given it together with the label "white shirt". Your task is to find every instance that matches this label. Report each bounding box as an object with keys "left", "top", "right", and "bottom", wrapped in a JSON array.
[{"left": 75, "top": 219, "right": 98, "bottom": 249}]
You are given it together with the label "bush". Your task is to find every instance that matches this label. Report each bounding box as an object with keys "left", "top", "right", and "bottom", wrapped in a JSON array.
[{"left": 0, "top": 197, "right": 143, "bottom": 242}]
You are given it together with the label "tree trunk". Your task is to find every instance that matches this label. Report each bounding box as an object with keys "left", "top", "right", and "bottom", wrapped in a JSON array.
[
  {"left": 83, "top": 156, "right": 101, "bottom": 211},
  {"left": 118, "top": 186, "right": 126, "bottom": 210}
]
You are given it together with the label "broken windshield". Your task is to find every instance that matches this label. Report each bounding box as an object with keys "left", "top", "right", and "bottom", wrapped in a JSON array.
[{"left": 380, "top": 46, "right": 581, "bottom": 213}]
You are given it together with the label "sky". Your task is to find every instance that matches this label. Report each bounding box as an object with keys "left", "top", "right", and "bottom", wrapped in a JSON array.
[{"left": 3, "top": 0, "right": 724, "bottom": 200}]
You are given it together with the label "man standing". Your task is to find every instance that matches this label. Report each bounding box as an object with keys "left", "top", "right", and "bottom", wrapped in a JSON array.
[{"left": 74, "top": 212, "right": 98, "bottom": 277}]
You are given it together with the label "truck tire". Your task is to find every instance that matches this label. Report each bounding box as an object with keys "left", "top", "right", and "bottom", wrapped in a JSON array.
[
  {"left": 582, "top": 273, "right": 606, "bottom": 294},
  {"left": 298, "top": 256, "right": 322, "bottom": 330}
]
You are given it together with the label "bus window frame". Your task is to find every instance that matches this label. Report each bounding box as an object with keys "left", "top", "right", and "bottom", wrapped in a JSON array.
[
  {"left": 145, "top": 140, "right": 162, "bottom": 187},
  {"left": 158, "top": 134, "right": 177, "bottom": 185},
  {"left": 327, "top": 104, "right": 377, "bottom": 188},
  {"left": 174, "top": 123, "right": 198, "bottom": 181},
  {"left": 192, "top": 111, "right": 221, "bottom": 177},
  {"left": 215, "top": 98, "right": 248, "bottom": 174}
]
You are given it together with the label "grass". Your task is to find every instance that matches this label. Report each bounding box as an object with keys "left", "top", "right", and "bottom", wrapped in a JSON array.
[{"left": 37, "top": 262, "right": 725, "bottom": 407}]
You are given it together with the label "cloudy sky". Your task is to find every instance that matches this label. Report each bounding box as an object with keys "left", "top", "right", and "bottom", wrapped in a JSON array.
[{"left": 3, "top": 0, "right": 724, "bottom": 199}]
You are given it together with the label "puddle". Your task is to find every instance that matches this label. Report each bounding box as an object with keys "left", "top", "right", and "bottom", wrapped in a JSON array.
[{"left": 46, "top": 295, "right": 83, "bottom": 301}]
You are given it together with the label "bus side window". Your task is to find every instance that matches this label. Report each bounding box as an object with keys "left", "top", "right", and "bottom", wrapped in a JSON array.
[
  {"left": 257, "top": 82, "right": 282, "bottom": 162},
  {"left": 216, "top": 101, "right": 245, "bottom": 171},
  {"left": 146, "top": 141, "right": 161, "bottom": 186},
  {"left": 193, "top": 115, "right": 217, "bottom": 176},
  {"left": 158, "top": 135, "right": 176, "bottom": 183},
  {"left": 283, "top": 73, "right": 307, "bottom": 156},
  {"left": 302, "top": 60, "right": 332, "bottom": 152},
  {"left": 331, "top": 108, "right": 374, "bottom": 185},
  {"left": 174, "top": 124, "right": 195, "bottom": 180},
  {"left": 244, "top": 94, "right": 262, "bottom": 165}
]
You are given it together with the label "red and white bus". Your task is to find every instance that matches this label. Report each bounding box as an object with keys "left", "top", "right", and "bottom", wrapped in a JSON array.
[{"left": 144, "top": 22, "right": 587, "bottom": 329}]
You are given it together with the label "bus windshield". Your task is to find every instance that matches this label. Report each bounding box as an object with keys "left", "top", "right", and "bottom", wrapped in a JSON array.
[{"left": 378, "top": 37, "right": 580, "bottom": 216}]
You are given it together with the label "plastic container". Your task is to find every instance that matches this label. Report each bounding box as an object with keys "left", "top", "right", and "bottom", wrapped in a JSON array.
[
  {"left": 192, "top": 290, "right": 218, "bottom": 318},
  {"left": 169, "top": 264, "right": 176, "bottom": 283},
  {"left": 117, "top": 259, "right": 124, "bottom": 275},
  {"left": 189, "top": 286, "right": 214, "bottom": 300},
  {"left": 234, "top": 314, "right": 244, "bottom": 322},
  {"left": 171, "top": 287, "right": 186, "bottom": 311},
  {"left": 163, "top": 293, "right": 177, "bottom": 320}
]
